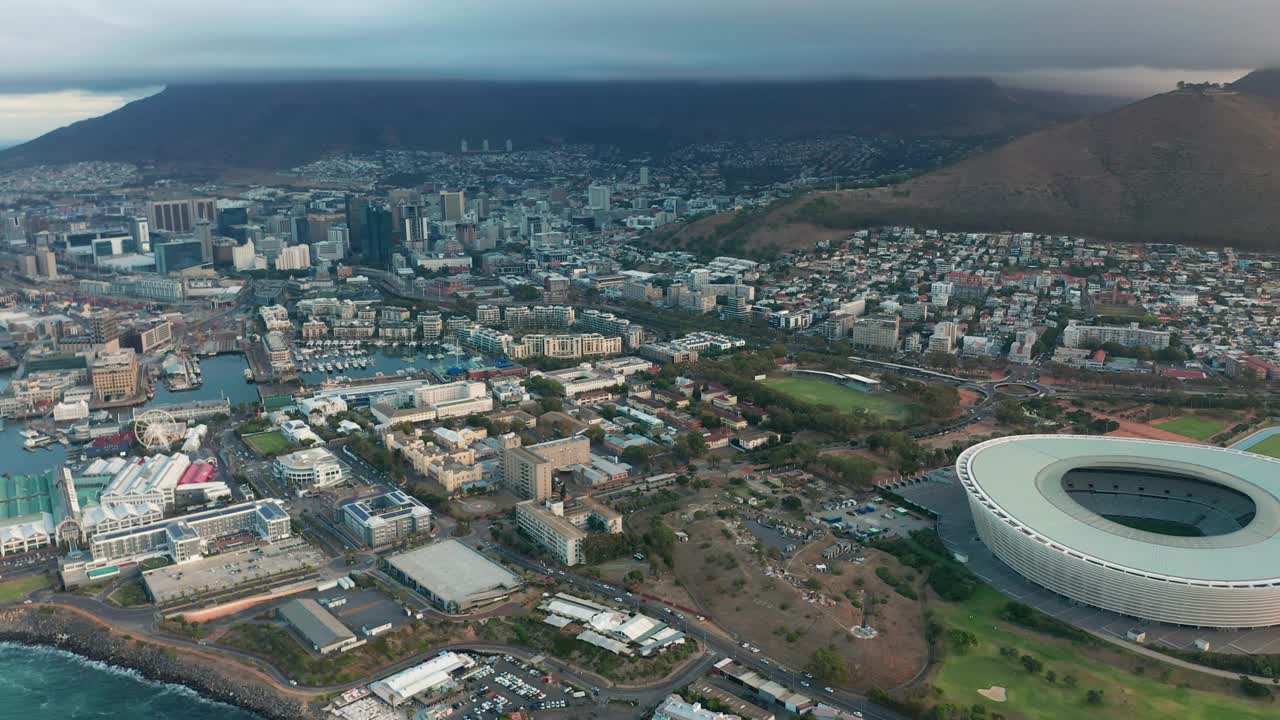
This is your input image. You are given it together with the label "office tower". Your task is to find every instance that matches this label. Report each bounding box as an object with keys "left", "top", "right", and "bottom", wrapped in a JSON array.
[
  {"left": 17, "top": 255, "right": 36, "bottom": 277},
  {"left": 217, "top": 206, "right": 249, "bottom": 235},
  {"left": 89, "top": 311, "right": 120, "bottom": 347},
  {"left": 404, "top": 216, "right": 427, "bottom": 245},
  {"left": 460, "top": 139, "right": 469, "bottom": 153},
  {"left": 639, "top": 166, "right": 649, "bottom": 186},
  {"left": 505, "top": 139, "right": 513, "bottom": 153},
  {"left": 441, "top": 191, "right": 466, "bottom": 223},
  {"left": 129, "top": 217, "right": 150, "bottom": 253},
  {"left": 344, "top": 194, "right": 369, "bottom": 256},
  {"left": 327, "top": 224, "right": 350, "bottom": 253},
  {"left": 588, "top": 184, "right": 610, "bottom": 211},
  {"left": 364, "top": 204, "right": 394, "bottom": 267},
  {"left": 194, "top": 219, "right": 214, "bottom": 262},
  {"left": 312, "top": 240, "right": 344, "bottom": 264},
  {"left": 148, "top": 198, "right": 216, "bottom": 233},
  {"left": 257, "top": 236, "right": 285, "bottom": 262},
  {"left": 306, "top": 212, "right": 343, "bottom": 247},
  {"left": 154, "top": 238, "right": 206, "bottom": 275},
  {"left": 289, "top": 215, "right": 309, "bottom": 246},
  {"left": 35, "top": 249, "right": 57, "bottom": 280},
  {"left": 2, "top": 209, "right": 26, "bottom": 245}
]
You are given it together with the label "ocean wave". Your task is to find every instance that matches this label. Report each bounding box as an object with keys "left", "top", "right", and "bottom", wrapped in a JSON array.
[{"left": 0, "top": 642, "right": 260, "bottom": 718}]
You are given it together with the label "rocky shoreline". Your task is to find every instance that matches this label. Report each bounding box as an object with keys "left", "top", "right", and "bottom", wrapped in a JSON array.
[{"left": 0, "top": 605, "right": 319, "bottom": 720}]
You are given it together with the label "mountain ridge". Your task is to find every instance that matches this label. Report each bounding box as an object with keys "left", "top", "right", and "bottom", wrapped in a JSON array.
[{"left": 0, "top": 77, "right": 1123, "bottom": 170}]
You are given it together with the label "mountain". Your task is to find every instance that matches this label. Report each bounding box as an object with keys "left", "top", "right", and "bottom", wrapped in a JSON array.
[
  {"left": 0, "top": 78, "right": 1119, "bottom": 171},
  {"left": 671, "top": 70, "right": 1280, "bottom": 251}
]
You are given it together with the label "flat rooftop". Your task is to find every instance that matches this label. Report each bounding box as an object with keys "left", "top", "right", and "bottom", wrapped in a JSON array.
[
  {"left": 385, "top": 539, "right": 522, "bottom": 607},
  {"left": 142, "top": 539, "right": 323, "bottom": 605}
]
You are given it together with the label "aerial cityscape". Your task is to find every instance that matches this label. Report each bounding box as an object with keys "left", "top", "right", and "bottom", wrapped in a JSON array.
[{"left": 3, "top": 3, "right": 1280, "bottom": 720}]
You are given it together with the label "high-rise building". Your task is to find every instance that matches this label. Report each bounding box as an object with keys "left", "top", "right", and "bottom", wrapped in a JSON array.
[
  {"left": 1, "top": 210, "right": 25, "bottom": 245},
  {"left": 639, "top": 166, "right": 649, "bottom": 186},
  {"left": 441, "top": 191, "right": 466, "bottom": 223},
  {"left": 148, "top": 198, "right": 216, "bottom": 233},
  {"left": 501, "top": 436, "right": 590, "bottom": 501},
  {"left": 274, "top": 244, "right": 311, "bottom": 271},
  {"left": 364, "top": 204, "right": 394, "bottom": 267},
  {"left": 587, "top": 184, "right": 611, "bottom": 211},
  {"left": 88, "top": 311, "right": 120, "bottom": 347},
  {"left": 153, "top": 238, "right": 206, "bottom": 275},
  {"left": 34, "top": 249, "right": 57, "bottom": 280},
  {"left": 17, "top": 255, "right": 37, "bottom": 278},
  {"left": 129, "top": 217, "right": 151, "bottom": 253},
  {"left": 91, "top": 348, "right": 138, "bottom": 402},
  {"left": 505, "top": 139, "right": 513, "bottom": 152},
  {"left": 929, "top": 321, "right": 960, "bottom": 354},
  {"left": 344, "top": 195, "right": 369, "bottom": 256},
  {"left": 327, "top": 224, "right": 350, "bottom": 252},
  {"left": 849, "top": 315, "right": 900, "bottom": 351},
  {"left": 194, "top": 219, "right": 214, "bottom": 262}
]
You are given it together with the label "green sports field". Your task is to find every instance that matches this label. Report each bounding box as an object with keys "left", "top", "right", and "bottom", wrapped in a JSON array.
[
  {"left": 0, "top": 574, "right": 50, "bottom": 603},
  {"left": 762, "top": 376, "right": 909, "bottom": 420},
  {"left": 243, "top": 430, "right": 292, "bottom": 456},
  {"left": 930, "top": 585, "right": 1276, "bottom": 720},
  {"left": 1154, "top": 416, "right": 1228, "bottom": 441},
  {"left": 1245, "top": 434, "right": 1280, "bottom": 459}
]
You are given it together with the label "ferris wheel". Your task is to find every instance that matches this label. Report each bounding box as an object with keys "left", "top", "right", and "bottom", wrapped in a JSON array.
[{"left": 133, "top": 409, "right": 184, "bottom": 450}]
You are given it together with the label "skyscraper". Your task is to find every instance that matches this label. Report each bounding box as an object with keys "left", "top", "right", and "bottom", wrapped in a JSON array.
[
  {"left": 148, "top": 198, "right": 216, "bottom": 233},
  {"left": 194, "top": 219, "right": 214, "bottom": 262},
  {"left": 441, "top": 191, "right": 466, "bottom": 223},
  {"left": 2, "top": 210, "right": 25, "bottom": 246},
  {"left": 639, "top": 166, "right": 649, "bottom": 186},
  {"left": 129, "top": 217, "right": 150, "bottom": 253},
  {"left": 588, "top": 185, "right": 611, "bottom": 211},
  {"left": 344, "top": 194, "right": 369, "bottom": 256},
  {"left": 364, "top": 204, "right": 394, "bottom": 267}
]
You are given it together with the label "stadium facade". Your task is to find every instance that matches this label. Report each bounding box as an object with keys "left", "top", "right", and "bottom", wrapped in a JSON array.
[{"left": 958, "top": 435, "right": 1280, "bottom": 628}]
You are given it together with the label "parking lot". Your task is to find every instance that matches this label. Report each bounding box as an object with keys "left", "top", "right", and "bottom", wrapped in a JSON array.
[{"left": 429, "top": 655, "right": 587, "bottom": 719}]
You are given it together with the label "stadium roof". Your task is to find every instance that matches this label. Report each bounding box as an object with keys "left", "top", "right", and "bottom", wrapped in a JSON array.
[{"left": 961, "top": 435, "right": 1280, "bottom": 583}]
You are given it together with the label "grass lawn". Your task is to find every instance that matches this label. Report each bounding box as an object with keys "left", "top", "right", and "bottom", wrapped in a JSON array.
[
  {"left": 243, "top": 430, "right": 291, "bottom": 456},
  {"left": 763, "top": 376, "right": 909, "bottom": 420},
  {"left": 0, "top": 574, "right": 50, "bottom": 603},
  {"left": 1245, "top": 434, "right": 1280, "bottom": 459},
  {"left": 929, "top": 585, "right": 1275, "bottom": 720},
  {"left": 1155, "top": 416, "right": 1228, "bottom": 441}
]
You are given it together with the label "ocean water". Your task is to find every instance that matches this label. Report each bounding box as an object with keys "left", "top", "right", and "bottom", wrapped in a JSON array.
[{"left": 0, "top": 643, "right": 262, "bottom": 720}]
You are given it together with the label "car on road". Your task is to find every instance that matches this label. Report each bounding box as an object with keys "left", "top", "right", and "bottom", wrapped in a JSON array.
[{"left": 824, "top": 687, "right": 835, "bottom": 693}]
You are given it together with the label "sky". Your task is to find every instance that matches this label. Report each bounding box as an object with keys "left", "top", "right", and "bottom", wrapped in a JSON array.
[{"left": 0, "top": 0, "right": 1271, "bottom": 142}]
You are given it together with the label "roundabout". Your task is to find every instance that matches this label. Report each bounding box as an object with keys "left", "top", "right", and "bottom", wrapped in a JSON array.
[{"left": 957, "top": 435, "right": 1280, "bottom": 628}]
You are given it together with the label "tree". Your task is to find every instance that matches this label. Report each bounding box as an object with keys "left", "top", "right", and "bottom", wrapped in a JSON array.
[
  {"left": 525, "top": 376, "right": 565, "bottom": 398},
  {"left": 1085, "top": 689, "right": 1104, "bottom": 705},
  {"left": 781, "top": 495, "right": 803, "bottom": 512},
  {"left": 806, "top": 645, "right": 848, "bottom": 684},
  {"left": 1020, "top": 654, "right": 1043, "bottom": 674},
  {"left": 511, "top": 284, "right": 541, "bottom": 301}
]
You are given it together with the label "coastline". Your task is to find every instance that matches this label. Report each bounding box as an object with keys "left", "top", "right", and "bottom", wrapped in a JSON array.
[{"left": 0, "top": 605, "right": 318, "bottom": 720}]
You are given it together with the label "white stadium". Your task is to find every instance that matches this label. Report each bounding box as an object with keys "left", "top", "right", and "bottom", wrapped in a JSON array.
[{"left": 957, "top": 435, "right": 1280, "bottom": 628}]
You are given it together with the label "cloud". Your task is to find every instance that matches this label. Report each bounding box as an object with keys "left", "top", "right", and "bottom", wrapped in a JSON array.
[
  {"left": 0, "top": 0, "right": 1274, "bottom": 139},
  {"left": 0, "top": 88, "right": 161, "bottom": 142}
]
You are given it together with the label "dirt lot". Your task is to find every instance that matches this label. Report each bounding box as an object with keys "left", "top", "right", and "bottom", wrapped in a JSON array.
[{"left": 671, "top": 514, "right": 928, "bottom": 690}]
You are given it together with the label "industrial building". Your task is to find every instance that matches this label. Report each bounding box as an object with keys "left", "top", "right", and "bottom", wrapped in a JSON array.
[
  {"left": 369, "top": 651, "right": 477, "bottom": 707},
  {"left": 278, "top": 598, "right": 358, "bottom": 654},
  {"left": 382, "top": 539, "right": 523, "bottom": 612}
]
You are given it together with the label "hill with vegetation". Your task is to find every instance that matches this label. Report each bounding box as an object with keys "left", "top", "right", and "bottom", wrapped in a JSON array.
[{"left": 666, "top": 70, "right": 1280, "bottom": 253}]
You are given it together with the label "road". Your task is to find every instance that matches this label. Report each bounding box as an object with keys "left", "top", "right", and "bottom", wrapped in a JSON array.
[{"left": 483, "top": 543, "right": 908, "bottom": 720}]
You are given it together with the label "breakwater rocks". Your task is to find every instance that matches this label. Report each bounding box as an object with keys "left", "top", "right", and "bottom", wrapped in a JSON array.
[{"left": 0, "top": 605, "right": 318, "bottom": 720}]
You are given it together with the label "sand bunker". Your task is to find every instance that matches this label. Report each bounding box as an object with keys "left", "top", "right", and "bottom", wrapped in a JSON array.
[{"left": 977, "top": 686, "right": 1008, "bottom": 702}]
